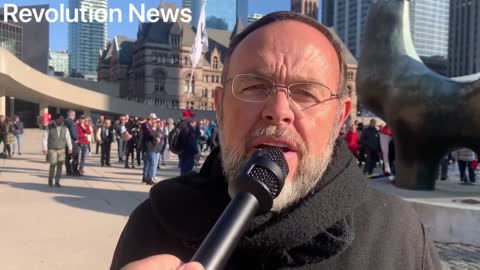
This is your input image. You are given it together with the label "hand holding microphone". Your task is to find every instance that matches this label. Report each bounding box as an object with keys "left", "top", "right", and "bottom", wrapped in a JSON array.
[
  {"left": 120, "top": 255, "right": 204, "bottom": 270},
  {"left": 119, "top": 147, "right": 288, "bottom": 270},
  {"left": 190, "top": 147, "right": 289, "bottom": 270}
]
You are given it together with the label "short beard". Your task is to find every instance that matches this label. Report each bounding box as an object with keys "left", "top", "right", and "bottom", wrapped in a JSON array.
[{"left": 219, "top": 111, "right": 340, "bottom": 213}]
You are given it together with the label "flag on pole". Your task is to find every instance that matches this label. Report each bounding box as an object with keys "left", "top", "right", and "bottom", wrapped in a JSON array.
[{"left": 188, "top": 0, "right": 208, "bottom": 98}]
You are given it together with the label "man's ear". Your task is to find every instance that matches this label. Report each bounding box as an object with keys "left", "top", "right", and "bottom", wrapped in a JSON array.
[
  {"left": 214, "top": 86, "right": 224, "bottom": 124},
  {"left": 336, "top": 97, "right": 352, "bottom": 136}
]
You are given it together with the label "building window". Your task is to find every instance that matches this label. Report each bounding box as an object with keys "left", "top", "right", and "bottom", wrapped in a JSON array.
[
  {"left": 211, "top": 89, "right": 215, "bottom": 98},
  {"left": 152, "top": 52, "right": 159, "bottom": 63},
  {"left": 186, "top": 74, "right": 195, "bottom": 94},
  {"left": 347, "top": 71, "right": 354, "bottom": 80},
  {"left": 347, "top": 85, "right": 353, "bottom": 97},
  {"left": 216, "top": 76, "right": 219, "bottom": 83},
  {"left": 213, "top": 56, "right": 219, "bottom": 69},
  {"left": 153, "top": 69, "right": 166, "bottom": 92},
  {"left": 211, "top": 75, "right": 214, "bottom": 82},
  {"left": 171, "top": 35, "right": 181, "bottom": 49},
  {"left": 184, "top": 56, "right": 189, "bottom": 65}
]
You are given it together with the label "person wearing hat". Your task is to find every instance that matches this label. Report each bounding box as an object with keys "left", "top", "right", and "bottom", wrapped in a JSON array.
[
  {"left": 140, "top": 113, "right": 159, "bottom": 185},
  {"left": 174, "top": 109, "right": 199, "bottom": 175},
  {"left": 42, "top": 114, "right": 73, "bottom": 187}
]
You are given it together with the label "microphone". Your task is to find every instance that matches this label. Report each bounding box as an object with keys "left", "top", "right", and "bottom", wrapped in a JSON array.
[{"left": 191, "top": 147, "right": 289, "bottom": 270}]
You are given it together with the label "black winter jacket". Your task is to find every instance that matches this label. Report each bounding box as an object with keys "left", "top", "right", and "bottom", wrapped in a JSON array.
[{"left": 110, "top": 140, "right": 441, "bottom": 270}]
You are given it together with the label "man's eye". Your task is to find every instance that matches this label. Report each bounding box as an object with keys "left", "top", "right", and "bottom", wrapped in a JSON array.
[{"left": 240, "top": 85, "right": 268, "bottom": 92}]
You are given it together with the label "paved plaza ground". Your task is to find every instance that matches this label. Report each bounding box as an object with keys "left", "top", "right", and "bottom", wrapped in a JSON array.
[{"left": 0, "top": 129, "right": 479, "bottom": 269}]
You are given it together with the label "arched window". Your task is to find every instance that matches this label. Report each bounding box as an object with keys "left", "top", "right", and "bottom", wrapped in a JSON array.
[
  {"left": 347, "top": 85, "right": 353, "bottom": 97},
  {"left": 186, "top": 74, "right": 195, "bottom": 94},
  {"left": 153, "top": 69, "right": 166, "bottom": 92},
  {"left": 213, "top": 56, "right": 219, "bottom": 69}
]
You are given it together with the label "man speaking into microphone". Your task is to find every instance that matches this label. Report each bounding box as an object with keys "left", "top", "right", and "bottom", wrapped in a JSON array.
[{"left": 110, "top": 12, "right": 441, "bottom": 270}]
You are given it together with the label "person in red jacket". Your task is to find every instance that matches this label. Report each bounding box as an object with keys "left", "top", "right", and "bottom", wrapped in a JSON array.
[
  {"left": 76, "top": 115, "right": 92, "bottom": 175},
  {"left": 344, "top": 124, "right": 359, "bottom": 158}
]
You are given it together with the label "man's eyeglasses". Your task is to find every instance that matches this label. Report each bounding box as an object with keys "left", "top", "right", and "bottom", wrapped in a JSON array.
[{"left": 225, "top": 74, "right": 341, "bottom": 110}]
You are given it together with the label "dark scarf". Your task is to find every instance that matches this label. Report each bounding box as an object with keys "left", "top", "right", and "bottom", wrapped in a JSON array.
[{"left": 150, "top": 139, "right": 369, "bottom": 269}]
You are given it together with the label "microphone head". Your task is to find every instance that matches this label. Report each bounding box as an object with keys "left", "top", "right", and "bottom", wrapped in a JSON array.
[
  {"left": 228, "top": 147, "right": 289, "bottom": 214},
  {"left": 247, "top": 147, "right": 289, "bottom": 198}
]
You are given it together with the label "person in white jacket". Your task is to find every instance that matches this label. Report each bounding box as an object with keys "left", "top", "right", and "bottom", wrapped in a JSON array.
[{"left": 453, "top": 148, "right": 476, "bottom": 184}]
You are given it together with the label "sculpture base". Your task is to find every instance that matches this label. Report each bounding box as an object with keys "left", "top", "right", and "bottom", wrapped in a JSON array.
[{"left": 371, "top": 177, "right": 480, "bottom": 246}]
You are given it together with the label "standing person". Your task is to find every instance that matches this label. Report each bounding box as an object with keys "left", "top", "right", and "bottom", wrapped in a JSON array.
[
  {"left": 135, "top": 118, "right": 145, "bottom": 167},
  {"left": 177, "top": 109, "right": 199, "bottom": 175},
  {"left": 141, "top": 114, "right": 157, "bottom": 184},
  {"left": 356, "top": 122, "right": 365, "bottom": 168},
  {"left": 42, "top": 114, "right": 72, "bottom": 187},
  {"left": 96, "top": 119, "right": 114, "bottom": 167},
  {"left": 85, "top": 117, "right": 95, "bottom": 155},
  {"left": 144, "top": 119, "right": 163, "bottom": 185},
  {"left": 95, "top": 115, "right": 105, "bottom": 155},
  {"left": 76, "top": 115, "right": 92, "bottom": 175},
  {"left": 124, "top": 118, "right": 138, "bottom": 168},
  {"left": 454, "top": 148, "right": 476, "bottom": 184},
  {"left": 159, "top": 120, "right": 169, "bottom": 166},
  {"left": 379, "top": 125, "right": 393, "bottom": 176},
  {"left": 209, "top": 120, "right": 219, "bottom": 150},
  {"left": 360, "top": 119, "right": 381, "bottom": 177},
  {"left": 13, "top": 116, "right": 24, "bottom": 156},
  {"left": 5, "top": 118, "right": 15, "bottom": 158},
  {"left": 344, "top": 124, "right": 358, "bottom": 158},
  {"left": 0, "top": 115, "right": 7, "bottom": 156},
  {"left": 64, "top": 110, "right": 79, "bottom": 175},
  {"left": 115, "top": 116, "right": 127, "bottom": 162}
]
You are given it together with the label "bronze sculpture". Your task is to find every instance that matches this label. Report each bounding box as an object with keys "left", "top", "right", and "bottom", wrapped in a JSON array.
[{"left": 357, "top": 0, "right": 480, "bottom": 190}]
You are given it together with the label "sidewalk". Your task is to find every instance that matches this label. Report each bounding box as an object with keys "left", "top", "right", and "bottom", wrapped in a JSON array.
[
  {"left": 0, "top": 129, "right": 479, "bottom": 269},
  {"left": 0, "top": 129, "right": 182, "bottom": 270}
]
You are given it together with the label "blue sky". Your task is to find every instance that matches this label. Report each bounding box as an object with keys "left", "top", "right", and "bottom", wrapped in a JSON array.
[{"left": 5, "top": 0, "right": 297, "bottom": 51}]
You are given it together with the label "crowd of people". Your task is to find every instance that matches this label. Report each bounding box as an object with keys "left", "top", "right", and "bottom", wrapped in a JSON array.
[
  {"left": 0, "top": 115, "right": 24, "bottom": 158},
  {"left": 39, "top": 109, "right": 219, "bottom": 187},
  {"left": 342, "top": 118, "right": 477, "bottom": 184}
]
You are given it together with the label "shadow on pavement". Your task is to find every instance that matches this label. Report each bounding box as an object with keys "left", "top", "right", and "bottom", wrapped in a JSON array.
[{"left": 0, "top": 181, "right": 148, "bottom": 216}]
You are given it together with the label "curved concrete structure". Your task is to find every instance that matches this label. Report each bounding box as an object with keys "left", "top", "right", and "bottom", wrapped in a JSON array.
[{"left": 0, "top": 47, "right": 215, "bottom": 119}]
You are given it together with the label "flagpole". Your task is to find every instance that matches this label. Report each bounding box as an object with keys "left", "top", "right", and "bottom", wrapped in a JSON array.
[{"left": 188, "top": 0, "right": 208, "bottom": 109}]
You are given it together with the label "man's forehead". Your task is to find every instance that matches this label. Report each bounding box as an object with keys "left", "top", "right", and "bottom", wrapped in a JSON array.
[{"left": 228, "top": 20, "right": 339, "bottom": 84}]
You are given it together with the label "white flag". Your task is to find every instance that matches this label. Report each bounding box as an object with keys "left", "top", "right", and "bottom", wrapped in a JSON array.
[{"left": 190, "top": 1, "right": 208, "bottom": 68}]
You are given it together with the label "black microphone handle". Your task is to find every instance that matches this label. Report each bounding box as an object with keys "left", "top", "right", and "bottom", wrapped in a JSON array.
[{"left": 191, "top": 192, "right": 259, "bottom": 270}]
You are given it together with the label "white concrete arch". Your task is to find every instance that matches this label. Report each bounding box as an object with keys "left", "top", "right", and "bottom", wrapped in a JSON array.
[{"left": 0, "top": 47, "right": 215, "bottom": 120}]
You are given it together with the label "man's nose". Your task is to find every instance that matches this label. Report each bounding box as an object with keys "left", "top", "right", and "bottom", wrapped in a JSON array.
[{"left": 261, "top": 87, "right": 295, "bottom": 125}]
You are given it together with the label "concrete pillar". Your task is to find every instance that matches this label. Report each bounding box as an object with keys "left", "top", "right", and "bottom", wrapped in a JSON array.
[
  {"left": 39, "top": 103, "right": 48, "bottom": 115},
  {"left": 9, "top": 97, "right": 15, "bottom": 117},
  {"left": 0, "top": 88, "right": 5, "bottom": 116},
  {"left": 0, "top": 96, "right": 5, "bottom": 116}
]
